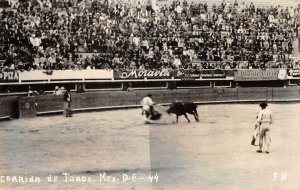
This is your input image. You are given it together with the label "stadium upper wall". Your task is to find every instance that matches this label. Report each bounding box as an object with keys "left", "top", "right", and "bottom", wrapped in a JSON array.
[{"left": 1, "top": 69, "right": 300, "bottom": 84}]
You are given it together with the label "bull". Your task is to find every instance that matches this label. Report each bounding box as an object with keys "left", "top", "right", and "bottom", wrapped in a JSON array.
[{"left": 167, "top": 101, "right": 199, "bottom": 123}]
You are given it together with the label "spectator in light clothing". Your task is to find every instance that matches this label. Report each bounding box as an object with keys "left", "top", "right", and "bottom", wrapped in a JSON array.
[
  {"left": 136, "top": 2, "right": 142, "bottom": 19},
  {"left": 173, "top": 56, "right": 182, "bottom": 68},
  {"left": 53, "top": 86, "right": 63, "bottom": 95}
]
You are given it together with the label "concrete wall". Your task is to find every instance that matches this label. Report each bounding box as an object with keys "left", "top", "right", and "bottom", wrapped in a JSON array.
[{"left": 1, "top": 87, "right": 300, "bottom": 119}]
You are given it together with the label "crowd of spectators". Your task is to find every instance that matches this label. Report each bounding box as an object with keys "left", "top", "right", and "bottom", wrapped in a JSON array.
[{"left": 1, "top": 0, "right": 300, "bottom": 72}]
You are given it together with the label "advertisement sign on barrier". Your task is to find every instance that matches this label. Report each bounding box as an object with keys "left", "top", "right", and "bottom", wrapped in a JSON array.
[
  {"left": 174, "top": 69, "right": 234, "bottom": 80},
  {"left": 0, "top": 69, "right": 19, "bottom": 82},
  {"left": 114, "top": 69, "right": 172, "bottom": 80},
  {"left": 175, "top": 70, "right": 200, "bottom": 80},
  {"left": 234, "top": 69, "right": 285, "bottom": 81},
  {"left": 19, "top": 70, "right": 113, "bottom": 82},
  {"left": 114, "top": 69, "right": 234, "bottom": 80},
  {"left": 287, "top": 69, "right": 300, "bottom": 78}
]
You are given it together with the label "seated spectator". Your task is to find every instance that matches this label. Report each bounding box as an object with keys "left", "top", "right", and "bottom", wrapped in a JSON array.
[
  {"left": 53, "top": 86, "right": 63, "bottom": 95},
  {"left": 0, "top": 0, "right": 298, "bottom": 72},
  {"left": 76, "top": 85, "right": 85, "bottom": 93}
]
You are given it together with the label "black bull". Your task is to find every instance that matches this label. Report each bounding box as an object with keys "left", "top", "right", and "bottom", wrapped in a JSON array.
[{"left": 167, "top": 102, "right": 199, "bottom": 123}]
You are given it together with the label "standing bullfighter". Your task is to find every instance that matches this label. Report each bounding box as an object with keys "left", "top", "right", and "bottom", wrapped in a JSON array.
[{"left": 256, "top": 103, "right": 272, "bottom": 154}]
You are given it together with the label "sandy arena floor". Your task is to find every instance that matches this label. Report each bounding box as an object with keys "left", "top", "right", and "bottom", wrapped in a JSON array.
[{"left": 0, "top": 103, "right": 300, "bottom": 190}]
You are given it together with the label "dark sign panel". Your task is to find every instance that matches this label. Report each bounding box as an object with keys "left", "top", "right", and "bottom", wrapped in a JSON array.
[
  {"left": 201, "top": 70, "right": 229, "bottom": 79},
  {"left": 114, "top": 69, "right": 172, "bottom": 80},
  {"left": 175, "top": 69, "right": 234, "bottom": 80},
  {"left": 175, "top": 70, "right": 201, "bottom": 80},
  {"left": 287, "top": 69, "right": 300, "bottom": 77},
  {"left": 234, "top": 69, "right": 280, "bottom": 81},
  {"left": 0, "top": 70, "right": 19, "bottom": 82},
  {"left": 114, "top": 69, "right": 235, "bottom": 80}
]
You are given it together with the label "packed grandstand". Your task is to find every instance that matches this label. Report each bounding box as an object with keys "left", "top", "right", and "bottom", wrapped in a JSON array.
[{"left": 1, "top": 0, "right": 300, "bottom": 72}]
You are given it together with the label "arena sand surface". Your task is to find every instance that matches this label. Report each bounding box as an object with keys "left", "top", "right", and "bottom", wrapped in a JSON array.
[{"left": 0, "top": 103, "right": 300, "bottom": 190}]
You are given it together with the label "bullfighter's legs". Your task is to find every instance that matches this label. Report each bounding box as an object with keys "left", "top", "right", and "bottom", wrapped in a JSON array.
[
  {"left": 145, "top": 111, "right": 150, "bottom": 119},
  {"left": 143, "top": 110, "right": 151, "bottom": 124},
  {"left": 149, "top": 106, "right": 154, "bottom": 116},
  {"left": 265, "top": 131, "right": 271, "bottom": 153},
  {"left": 257, "top": 129, "right": 264, "bottom": 153}
]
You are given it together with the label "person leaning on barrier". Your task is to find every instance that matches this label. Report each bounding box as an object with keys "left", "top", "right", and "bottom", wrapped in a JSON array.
[
  {"left": 63, "top": 88, "right": 73, "bottom": 117},
  {"left": 127, "top": 82, "right": 133, "bottom": 92}
]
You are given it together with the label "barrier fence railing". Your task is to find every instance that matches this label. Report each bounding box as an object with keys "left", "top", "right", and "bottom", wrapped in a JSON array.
[{"left": 2, "top": 87, "right": 297, "bottom": 119}]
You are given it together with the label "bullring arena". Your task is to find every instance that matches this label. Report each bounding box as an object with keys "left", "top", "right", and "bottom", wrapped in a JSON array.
[
  {"left": 1, "top": 0, "right": 300, "bottom": 189},
  {"left": 1, "top": 102, "right": 300, "bottom": 190}
]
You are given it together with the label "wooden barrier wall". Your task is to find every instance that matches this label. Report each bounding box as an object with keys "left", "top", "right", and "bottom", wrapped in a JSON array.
[
  {"left": 34, "top": 87, "right": 300, "bottom": 115},
  {"left": 1, "top": 87, "right": 300, "bottom": 119},
  {"left": 19, "top": 97, "right": 36, "bottom": 118},
  {"left": 0, "top": 96, "right": 19, "bottom": 119}
]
